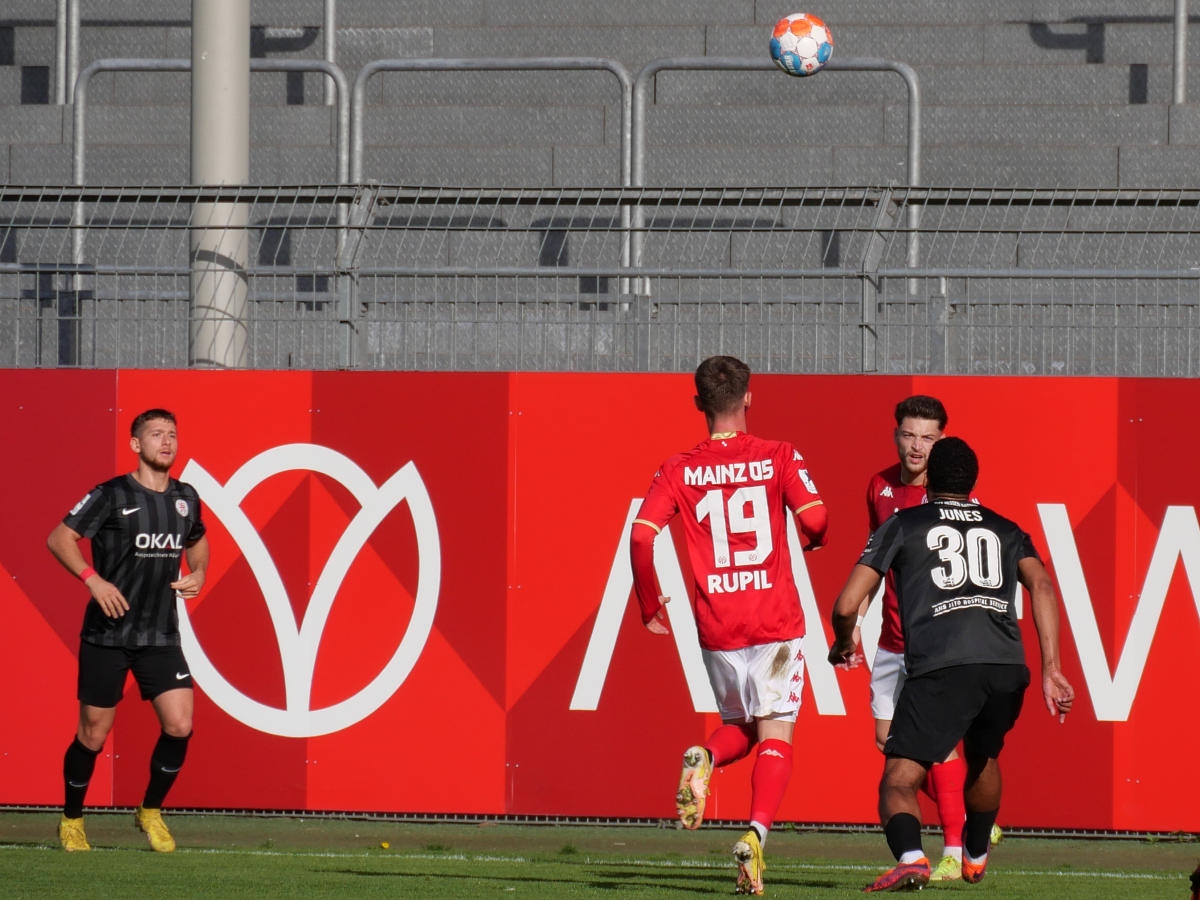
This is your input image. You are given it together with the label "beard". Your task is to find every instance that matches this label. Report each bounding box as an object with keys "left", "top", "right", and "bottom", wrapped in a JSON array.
[{"left": 141, "top": 450, "right": 174, "bottom": 473}]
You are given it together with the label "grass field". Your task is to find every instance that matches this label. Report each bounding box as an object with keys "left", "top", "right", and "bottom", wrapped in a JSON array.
[{"left": 1, "top": 810, "right": 1195, "bottom": 898}]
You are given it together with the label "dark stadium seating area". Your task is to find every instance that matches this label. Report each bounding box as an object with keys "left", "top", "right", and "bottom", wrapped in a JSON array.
[{"left": 3, "top": 0, "right": 1200, "bottom": 187}]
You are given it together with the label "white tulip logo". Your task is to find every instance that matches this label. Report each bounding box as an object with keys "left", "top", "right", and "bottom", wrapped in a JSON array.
[{"left": 178, "top": 444, "right": 441, "bottom": 737}]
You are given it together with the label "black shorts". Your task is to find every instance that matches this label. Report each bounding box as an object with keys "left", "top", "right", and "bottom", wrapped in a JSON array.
[
  {"left": 77, "top": 641, "right": 193, "bottom": 707},
  {"left": 884, "top": 663, "right": 1029, "bottom": 765}
]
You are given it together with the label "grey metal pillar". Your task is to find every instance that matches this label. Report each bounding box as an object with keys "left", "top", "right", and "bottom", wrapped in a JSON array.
[
  {"left": 190, "top": 0, "right": 250, "bottom": 368},
  {"left": 1175, "top": 0, "right": 1189, "bottom": 104},
  {"left": 55, "top": 0, "right": 68, "bottom": 104},
  {"left": 324, "top": 0, "right": 337, "bottom": 105},
  {"left": 66, "top": 0, "right": 79, "bottom": 106}
]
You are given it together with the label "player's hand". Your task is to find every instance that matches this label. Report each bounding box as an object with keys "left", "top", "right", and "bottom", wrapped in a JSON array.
[
  {"left": 827, "top": 642, "right": 863, "bottom": 670},
  {"left": 171, "top": 570, "right": 206, "bottom": 599},
  {"left": 86, "top": 576, "right": 129, "bottom": 619},
  {"left": 1043, "top": 670, "right": 1074, "bottom": 723},
  {"left": 644, "top": 597, "right": 670, "bottom": 635}
]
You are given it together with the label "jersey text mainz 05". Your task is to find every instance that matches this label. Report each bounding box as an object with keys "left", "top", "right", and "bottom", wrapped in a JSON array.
[{"left": 635, "top": 432, "right": 822, "bottom": 651}]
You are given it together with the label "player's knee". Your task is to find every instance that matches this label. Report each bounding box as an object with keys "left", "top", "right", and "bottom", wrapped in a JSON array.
[
  {"left": 77, "top": 714, "right": 114, "bottom": 748},
  {"left": 882, "top": 759, "right": 926, "bottom": 794},
  {"left": 77, "top": 727, "right": 109, "bottom": 751},
  {"left": 161, "top": 718, "right": 192, "bottom": 739}
]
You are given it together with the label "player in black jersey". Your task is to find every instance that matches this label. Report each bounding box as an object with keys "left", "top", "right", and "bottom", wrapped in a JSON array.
[
  {"left": 829, "top": 437, "right": 1074, "bottom": 891},
  {"left": 47, "top": 409, "right": 208, "bottom": 853}
]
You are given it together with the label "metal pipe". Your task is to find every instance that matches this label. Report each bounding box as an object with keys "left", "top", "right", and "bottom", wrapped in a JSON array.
[
  {"left": 55, "top": 0, "right": 67, "bottom": 104},
  {"left": 67, "top": 0, "right": 79, "bottom": 109},
  {"left": 324, "top": 0, "right": 337, "bottom": 106},
  {"left": 1175, "top": 0, "right": 1188, "bottom": 104},
  {"left": 191, "top": 0, "right": 251, "bottom": 369}
]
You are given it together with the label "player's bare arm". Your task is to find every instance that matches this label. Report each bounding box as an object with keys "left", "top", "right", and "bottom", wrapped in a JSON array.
[
  {"left": 829, "top": 564, "right": 881, "bottom": 667},
  {"left": 171, "top": 535, "right": 210, "bottom": 599},
  {"left": 852, "top": 595, "right": 872, "bottom": 648},
  {"left": 46, "top": 522, "right": 130, "bottom": 618},
  {"left": 1018, "top": 556, "right": 1075, "bottom": 723}
]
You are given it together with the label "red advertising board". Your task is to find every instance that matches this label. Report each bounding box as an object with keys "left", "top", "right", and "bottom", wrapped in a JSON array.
[{"left": 0, "top": 371, "right": 1195, "bottom": 832}]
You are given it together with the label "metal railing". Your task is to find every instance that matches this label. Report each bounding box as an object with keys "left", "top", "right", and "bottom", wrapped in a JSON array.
[
  {"left": 630, "top": 57, "right": 921, "bottom": 300},
  {"left": 349, "top": 57, "right": 633, "bottom": 187},
  {"left": 53, "top": 0, "right": 342, "bottom": 105},
  {"left": 4, "top": 185, "right": 1200, "bottom": 375},
  {"left": 49, "top": 3, "right": 1192, "bottom": 107},
  {"left": 71, "top": 58, "right": 350, "bottom": 186}
]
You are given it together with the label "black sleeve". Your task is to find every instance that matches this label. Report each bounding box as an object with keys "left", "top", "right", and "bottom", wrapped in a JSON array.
[
  {"left": 184, "top": 485, "right": 207, "bottom": 544},
  {"left": 62, "top": 483, "right": 112, "bottom": 540},
  {"left": 857, "top": 512, "right": 903, "bottom": 574}
]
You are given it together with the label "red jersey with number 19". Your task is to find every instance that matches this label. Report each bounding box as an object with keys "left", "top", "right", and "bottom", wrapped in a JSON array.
[{"left": 632, "top": 432, "right": 824, "bottom": 651}]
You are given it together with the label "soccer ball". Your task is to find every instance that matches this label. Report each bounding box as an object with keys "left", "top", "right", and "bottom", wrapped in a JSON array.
[{"left": 769, "top": 13, "right": 834, "bottom": 77}]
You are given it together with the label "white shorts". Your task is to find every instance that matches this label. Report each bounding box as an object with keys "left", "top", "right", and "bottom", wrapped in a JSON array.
[
  {"left": 869, "top": 646, "right": 907, "bottom": 721},
  {"left": 702, "top": 638, "right": 805, "bottom": 723}
]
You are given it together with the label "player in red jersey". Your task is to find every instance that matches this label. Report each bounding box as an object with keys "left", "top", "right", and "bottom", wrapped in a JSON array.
[
  {"left": 856, "top": 395, "right": 990, "bottom": 882},
  {"left": 629, "top": 356, "right": 827, "bottom": 896}
]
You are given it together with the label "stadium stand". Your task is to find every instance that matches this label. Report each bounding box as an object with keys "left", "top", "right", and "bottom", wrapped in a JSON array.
[
  {"left": 3, "top": 2, "right": 1200, "bottom": 375},
  {"left": 1, "top": 1, "right": 1199, "bottom": 187}
]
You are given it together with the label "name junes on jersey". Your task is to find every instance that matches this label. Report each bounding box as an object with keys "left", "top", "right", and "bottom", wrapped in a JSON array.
[{"left": 938, "top": 506, "right": 982, "bottom": 522}]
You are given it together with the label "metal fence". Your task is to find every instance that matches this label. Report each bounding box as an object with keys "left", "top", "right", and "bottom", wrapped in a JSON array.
[{"left": 3, "top": 184, "right": 1200, "bottom": 375}]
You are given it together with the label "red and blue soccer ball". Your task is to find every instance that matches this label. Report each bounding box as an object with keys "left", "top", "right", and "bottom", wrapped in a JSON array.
[{"left": 769, "top": 12, "right": 834, "bottom": 77}]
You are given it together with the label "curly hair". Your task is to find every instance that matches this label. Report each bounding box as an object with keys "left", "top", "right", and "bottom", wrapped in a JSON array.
[{"left": 926, "top": 436, "right": 978, "bottom": 496}]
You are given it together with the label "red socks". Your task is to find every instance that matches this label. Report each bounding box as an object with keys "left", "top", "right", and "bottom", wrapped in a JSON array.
[
  {"left": 929, "top": 757, "right": 967, "bottom": 850},
  {"left": 705, "top": 722, "right": 757, "bottom": 767},
  {"left": 748, "top": 738, "right": 793, "bottom": 832}
]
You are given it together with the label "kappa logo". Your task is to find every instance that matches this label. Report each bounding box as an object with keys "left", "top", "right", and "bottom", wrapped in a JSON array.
[{"left": 177, "top": 444, "right": 441, "bottom": 738}]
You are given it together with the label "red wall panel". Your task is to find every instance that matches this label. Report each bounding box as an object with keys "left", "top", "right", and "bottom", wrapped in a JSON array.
[{"left": 0, "top": 370, "right": 1195, "bottom": 832}]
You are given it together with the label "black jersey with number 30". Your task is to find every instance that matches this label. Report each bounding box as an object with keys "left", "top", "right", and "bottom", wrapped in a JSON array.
[
  {"left": 857, "top": 498, "right": 1034, "bottom": 677},
  {"left": 63, "top": 474, "right": 206, "bottom": 648}
]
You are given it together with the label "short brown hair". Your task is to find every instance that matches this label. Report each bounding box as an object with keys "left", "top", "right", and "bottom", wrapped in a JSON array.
[
  {"left": 694, "top": 356, "right": 750, "bottom": 417},
  {"left": 894, "top": 395, "right": 947, "bottom": 430},
  {"left": 131, "top": 408, "right": 176, "bottom": 438}
]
